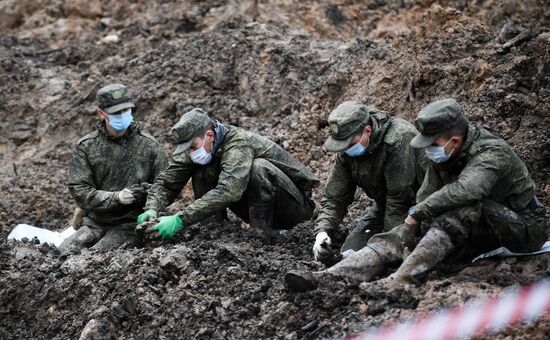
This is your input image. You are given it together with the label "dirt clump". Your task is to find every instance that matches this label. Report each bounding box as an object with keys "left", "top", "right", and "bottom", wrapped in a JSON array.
[{"left": 1, "top": 0, "right": 549, "bottom": 339}]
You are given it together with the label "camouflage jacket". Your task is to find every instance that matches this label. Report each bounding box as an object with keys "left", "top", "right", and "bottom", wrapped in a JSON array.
[
  {"left": 68, "top": 121, "right": 169, "bottom": 227},
  {"left": 144, "top": 124, "right": 320, "bottom": 225},
  {"left": 316, "top": 111, "right": 428, "bottom": 234},
  {"left": 410, "top": 123, "right": 536, "bottom": 220}
]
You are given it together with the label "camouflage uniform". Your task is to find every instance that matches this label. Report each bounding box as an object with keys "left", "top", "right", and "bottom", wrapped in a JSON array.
[
  {"left": 286, "top": 99, "right": 549, "bottom": 291},
  {"left": 316, "top": 102, "right": 427, "bottom": 252},
  {"left": 60, "top": 85, "right": 168, "bottom": 251},
  {"left": 144, "top": 109, "right": 320, "bottom": 232}
]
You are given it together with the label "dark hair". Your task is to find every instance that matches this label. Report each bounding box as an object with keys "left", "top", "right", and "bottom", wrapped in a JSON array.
[
  {"left": 353, "top": 119, "right": 372, "bottom": 136},
  {"left": 441, "top": 117, "right": 468, "bottom": 139},
  {"left": 199, "top": 121, "right": 215, "bottom": 135}
]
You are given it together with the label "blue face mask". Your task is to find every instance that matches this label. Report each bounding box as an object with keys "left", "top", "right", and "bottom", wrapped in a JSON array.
[
  {"left": 425, "top": 138, "right": 455, "bottom": 163},
  {"left": 345, "top": 132, "right": 367, "bottom": 157},
  {"left": 108, "top": 108, "right": 133, "bottom": 132}
]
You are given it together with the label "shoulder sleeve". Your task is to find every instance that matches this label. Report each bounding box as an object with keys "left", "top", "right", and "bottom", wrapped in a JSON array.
[
  {"left": 315, "top": 154, "right": 356, "bottom": 235},
  {"left": 144, "top": 134, "right": 170, "bottom": 180},
  {"left": 144, "top": 152, "right": 194, "bottom": 212},
  {"left": 179, "top": 141, "right": 255, "bottom": 225},
  {"left": 383, "top": 134, "right": 418, "bottom": 229},
  {"left": 68, "top": 140, "right": 122, "bottom": 212},
  {"left": 412, "top": 145, "right": 510, "bottom": 220}
]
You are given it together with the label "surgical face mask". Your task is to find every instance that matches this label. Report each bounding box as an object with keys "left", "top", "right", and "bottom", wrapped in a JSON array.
[
  {"left": 108, "top": 108, "right": 133, "bottom": 132},
  {"left": 189, "top": 136, "right": 213, "bottom": 165},
  {"left": 345, "top": 132, "right": 367, "bottom": 157},
  {"left": 425, "top": 138, "right": 455, "bottom": 163}
]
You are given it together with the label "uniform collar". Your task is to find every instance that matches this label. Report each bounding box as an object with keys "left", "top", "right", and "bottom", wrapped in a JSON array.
[
  {"left": 352, "top": 110, "right": 391, "bottom": 157},
  {"left": 211, "top": 121, "right": 227, "bottom": 155},
  {"left": 458, "top": 123, "right": 479, "bottom": 155}
]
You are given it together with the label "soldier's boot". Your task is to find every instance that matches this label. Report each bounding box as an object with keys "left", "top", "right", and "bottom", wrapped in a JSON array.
[
  {"left": 341, "top": 202, "right": 385, "bottom": 254},
  {"left": 341, "top": 216, "right": 384, "bottom": 254},
  {"left": 285, "top": 245, "right": 386, "bottom": 291},
  {"left": 385, "top": 227, "right": 454, "bottom": 287},
  {"left": 248, "top": 202, "right": 276, "bottom": 237},
  {"left": 92, "top": 225, "right": 137, "bottom": 252},
  {"left": 285, "top": 270, "right": 338, "bottom": 292},
  {"left": 70, "top": 207, "right": 87, "bottom": 230},
  {"left": 58, "top": 225, "right": 104, "bottom": 251}
]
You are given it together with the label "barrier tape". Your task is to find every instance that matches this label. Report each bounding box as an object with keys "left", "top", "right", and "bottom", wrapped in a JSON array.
[{"left": 346, "top": 279, "right": 550, "bottom": 340}]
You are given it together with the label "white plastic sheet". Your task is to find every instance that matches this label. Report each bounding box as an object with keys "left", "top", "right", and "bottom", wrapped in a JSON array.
[
  {"left": 472, "top": 240, "right": 550, "bottom": 262},
  {"left": 7, "top": 224, "right": 76, "bottom": 247}
]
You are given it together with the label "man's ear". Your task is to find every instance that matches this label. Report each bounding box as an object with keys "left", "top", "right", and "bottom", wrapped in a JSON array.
[
  {"left": 97, "top": 108, "right": 108, "bottom": 120},
  {"left": 364, "top": 125, "right": 372, "bottom": 135},
  {"left": 206, "top": 130, "right": 215, "bottom": 140},
  {"left": 451, "top": 133, "right": 462, "bottom": 143}
]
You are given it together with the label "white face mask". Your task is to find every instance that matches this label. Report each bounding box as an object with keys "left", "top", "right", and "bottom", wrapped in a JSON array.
[
  {"left": 425, "top": 138, "right": 455, "bottom": 163},
  {"left": 189, "top": 136, "right": 213, "bottom": 165}
]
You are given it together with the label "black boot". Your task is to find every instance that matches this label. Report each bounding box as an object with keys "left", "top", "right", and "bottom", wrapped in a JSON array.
[
  {"left": 340, "top": 204, "right": 384, "bottom": 253},
  {"left": 285, "top": 270, "right": 321, "bottom": 292},
  {"left": 285, "top": 270, "right": 343, "bottom": 292},
  {"left": 248, "top": 202, "right": 275, "bottom": 238}
]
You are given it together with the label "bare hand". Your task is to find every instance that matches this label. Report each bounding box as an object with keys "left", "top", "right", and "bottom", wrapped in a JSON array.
[{"left": 405, "top": 215, "right": 417, "bottom": 225}]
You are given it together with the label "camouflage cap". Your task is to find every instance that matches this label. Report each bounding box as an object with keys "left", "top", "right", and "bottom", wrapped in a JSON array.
[
  {"left": 96, "top": 84, "right": 135, "bottom": 114},
  {"left": 410, "top": 98, "right": 466, "bottom": 148},
  {"left": 171, "top": 108, "right": 211, "bottom": 154},
  {"left": 323, "top": 100, "right": 371, "bottom": 152}
]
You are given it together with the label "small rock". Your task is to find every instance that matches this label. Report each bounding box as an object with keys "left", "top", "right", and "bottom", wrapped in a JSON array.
[
  {"left": 159, "top": 248, "right": 189, "bottom": 273},
  {"left": 220, "top": 297, "right": 233, "bottom": 309},
  {"left": 79, "top": 319, "right": 108, "bottom": 340},
  {"left": 100, "top": 34, "right": 120, "bottom": 44},
  {"left": 99, "top": 17, "right": 111, "bottom": 27}
]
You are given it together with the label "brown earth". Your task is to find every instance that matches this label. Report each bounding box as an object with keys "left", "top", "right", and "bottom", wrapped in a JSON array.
[{"left": 0, "top": 0, "right": 549, "bottom": 339}]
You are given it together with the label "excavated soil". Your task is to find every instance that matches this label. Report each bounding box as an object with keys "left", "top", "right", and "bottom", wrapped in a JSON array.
[{"left": 1, "top": 0, "right": 549, "bottom": 339}]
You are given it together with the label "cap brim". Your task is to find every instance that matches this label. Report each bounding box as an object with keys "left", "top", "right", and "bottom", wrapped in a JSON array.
[
  {"left": 410, "top": 134, "right": 437, "bottom": 148},
  {"left": 103, "top": 102, "right": 135, "bottom": 114},
  {"left": 173, "top": 138, "right": 195, "bottom": 156},
  {"left": 323, "top": 135, "right": 354, "bottom": 153}
]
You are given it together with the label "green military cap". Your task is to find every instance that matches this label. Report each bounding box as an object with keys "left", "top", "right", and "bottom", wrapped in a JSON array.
[
  {"left": 171, "top": 108, "right": 211, "bottom": 154},
  {"left": 96, "top": 84, "right": 135, "bottom": 114},
  {"left": 324, "top": 100, "right": 371, "bottom": 152},
  {"left": 410, "top": 98, "right": 467, "bottom": 148}
]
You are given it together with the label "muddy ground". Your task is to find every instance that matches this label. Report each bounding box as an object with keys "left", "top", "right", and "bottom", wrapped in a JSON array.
[{"left": 1, "top": 0, "right": 549, "bottom": 339}]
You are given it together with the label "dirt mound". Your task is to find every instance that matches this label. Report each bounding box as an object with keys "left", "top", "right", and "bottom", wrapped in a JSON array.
[{"left": 1, "top": 0, "right": 549, "bottom": 339}]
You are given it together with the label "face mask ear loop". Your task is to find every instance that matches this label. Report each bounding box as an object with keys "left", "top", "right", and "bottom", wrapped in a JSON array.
[
  {"left": 358, "top": 131, "right": 365, "bottom": 146},
  {"left": 200, "top": 134, "right": 207, "bottom": 149},
  {"left": 443, "top": 137, "right": 455, "bottom": 158}
]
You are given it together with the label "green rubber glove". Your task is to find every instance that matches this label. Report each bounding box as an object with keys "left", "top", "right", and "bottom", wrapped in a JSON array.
[
  {"left": 152, "top": 214, "right": 184, "bottom": 239},
  {"left": 137, "top": 209, "right": 157, "bottom": 224}
]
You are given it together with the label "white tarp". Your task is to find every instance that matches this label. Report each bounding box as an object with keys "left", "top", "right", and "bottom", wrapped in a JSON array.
[
  {"left": 472, "top": 240, "right": 550, "bottom": 262},
  {"left": 7, "top": 224, "right": 76, "bottom": 247}
]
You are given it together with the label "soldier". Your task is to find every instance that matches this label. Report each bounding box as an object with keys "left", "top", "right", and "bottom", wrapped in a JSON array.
[
  {"left": 137, "top": 108, "right": 320, "bottom": 239},
  {"left": 59, "top": 84, "right": 169, "bottom": 251},
  {"left": 311, "top": 100, "right": 427, "bottom": 260},
  {"left": 286, "top": 98, "right": 549, "bottom": 291}
]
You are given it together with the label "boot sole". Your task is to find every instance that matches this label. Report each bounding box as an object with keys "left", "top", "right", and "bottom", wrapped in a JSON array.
[{"left": 285, "top": 272, "right": 318, "bottom": 292}]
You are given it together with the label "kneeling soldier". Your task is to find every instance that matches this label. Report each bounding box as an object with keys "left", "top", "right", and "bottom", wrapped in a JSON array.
[{"left": 138, "top": 108, "right": 320, "bottom": 239}]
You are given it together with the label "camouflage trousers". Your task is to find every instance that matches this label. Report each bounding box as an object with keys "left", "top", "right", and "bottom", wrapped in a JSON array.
[
  {"left": 326, "top": 198, "right": 549, "bottom": 282},
  {"left": 193, "top": 158, "right": 315, "bottom": 229},
  {"left": 58, "top": 221, "right": 137, "bottom": 252}
]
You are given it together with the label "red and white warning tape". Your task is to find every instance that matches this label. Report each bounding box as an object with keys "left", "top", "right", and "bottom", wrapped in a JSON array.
[{"left": 347, "top": 279, "right": 550, "bottom": 340}]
